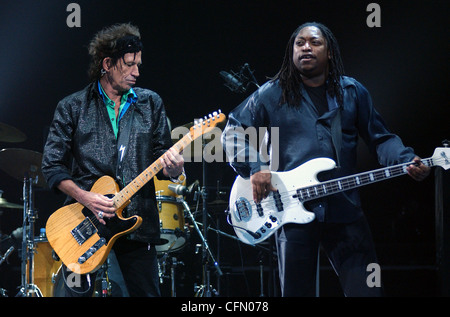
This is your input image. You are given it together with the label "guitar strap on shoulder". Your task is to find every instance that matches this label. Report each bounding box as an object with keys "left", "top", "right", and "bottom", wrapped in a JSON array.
[
  {"left": 328, "top": 92, "right": 342, "bottom": 168},
  {"left": 331, "top": 107, "right": 342, "bottom": 168},
  {"left": 116, "top": 109, "right": 135, "bottom": 186},
  {"left": 330, "top": 105, "right": 360, "bottom": 207}
]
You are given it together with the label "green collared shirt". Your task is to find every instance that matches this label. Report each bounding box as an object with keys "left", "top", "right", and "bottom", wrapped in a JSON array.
[{"left": 98, "top": 81, "right": 137, "bottom": 138}]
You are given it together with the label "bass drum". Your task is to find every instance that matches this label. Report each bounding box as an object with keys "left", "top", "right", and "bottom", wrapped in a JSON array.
[{"left": 154, "top": 176, "right": 188, "bottom": 254}]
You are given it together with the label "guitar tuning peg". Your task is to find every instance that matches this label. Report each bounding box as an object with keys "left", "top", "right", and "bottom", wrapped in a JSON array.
[{"left": 443, "top": 139, "right": 449, "bottom": 147}]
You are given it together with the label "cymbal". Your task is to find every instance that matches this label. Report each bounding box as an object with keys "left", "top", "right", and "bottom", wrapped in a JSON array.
[
  {"left": 0, "top": 197, "right": 22, "bottom": 209},
  {"left": 0, "top": 123, "right": 26, "bottom": 143},
  {"left": 0, "top": 148, "right": 46, "bottom": 188}
]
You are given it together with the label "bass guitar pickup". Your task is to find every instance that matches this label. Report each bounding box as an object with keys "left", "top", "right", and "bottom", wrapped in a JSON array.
[{"left": 252, "top": 215, "right": 280, "bottom": 240}]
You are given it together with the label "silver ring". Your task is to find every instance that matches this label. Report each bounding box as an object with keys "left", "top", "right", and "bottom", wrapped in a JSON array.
[{"left": 98, "top": 211, "right": 104, "bottom": 219}]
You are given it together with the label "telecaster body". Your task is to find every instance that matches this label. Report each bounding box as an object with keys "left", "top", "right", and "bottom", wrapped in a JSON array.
[{"left": 46, "top": 176, "right": 140, "bottom": 274}]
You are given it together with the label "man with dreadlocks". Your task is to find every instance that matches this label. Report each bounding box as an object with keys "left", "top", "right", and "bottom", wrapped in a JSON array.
[
  {"left": 42, "top": 23, "right": 184, "bottom": 296},
  {"left": 222, "top": 22, "right": 429, "bottom": 296}
]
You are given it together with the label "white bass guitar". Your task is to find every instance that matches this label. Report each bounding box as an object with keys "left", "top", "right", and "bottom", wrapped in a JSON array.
[{"left": 228, "top": 147, "right": 450, "bottom": 245}]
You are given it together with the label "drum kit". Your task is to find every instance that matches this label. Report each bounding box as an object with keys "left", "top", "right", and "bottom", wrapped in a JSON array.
[
  {"left": 0, "top": 120, "right": 243, "bottom": 297},
  {"left": 0, "top": 122, "right": 52, "bottom": 297}
]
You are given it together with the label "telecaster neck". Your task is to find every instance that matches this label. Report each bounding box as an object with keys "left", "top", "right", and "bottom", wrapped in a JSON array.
[{"left": 113, "top": 133, "right": 192, "bottom": 208}]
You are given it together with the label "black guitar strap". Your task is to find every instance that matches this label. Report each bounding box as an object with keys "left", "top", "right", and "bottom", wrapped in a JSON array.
[
  {"left": 116, "top": 109, "right": 135, "bottom": 186},
  {"left": 330, "top": 107, "right": 360, "bottom": 207},
  {"left": 330, "top": 107, "right": 342, "bottom": 168}
]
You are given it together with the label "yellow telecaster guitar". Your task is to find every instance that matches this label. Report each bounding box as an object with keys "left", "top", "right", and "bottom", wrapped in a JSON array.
[{"left": 46, "top": 111, "right": 225, "bottom": 274}]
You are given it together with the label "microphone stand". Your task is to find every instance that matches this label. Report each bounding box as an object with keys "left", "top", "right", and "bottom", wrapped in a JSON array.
[
  {"left": 242, "top": 63, "right": 260, "bottom": 90},
  {"left": 220, "top": 63, "right": 260, "bottom": 94},
  {"left": 190, "top": 140, "right": 223, "bottom": 297},
  {"left": 201, "top": 148, "right": 211, "bottom": 297},
  {"left": 178, "top": 199, "right": 222, "bottom": 294}
]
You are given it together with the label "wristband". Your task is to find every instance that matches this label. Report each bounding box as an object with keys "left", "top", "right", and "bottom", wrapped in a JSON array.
[{"left": 170, "top": 170, "right": 186, "bottom": 184}]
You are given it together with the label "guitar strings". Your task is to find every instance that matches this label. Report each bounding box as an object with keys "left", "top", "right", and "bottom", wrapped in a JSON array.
[{"left": 239, "top": 156, "right": 443, "bottom": 218}]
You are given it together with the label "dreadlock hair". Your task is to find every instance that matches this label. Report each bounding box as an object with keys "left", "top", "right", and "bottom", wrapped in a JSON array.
[{"left": 271, "top": 22, "right": 345, "bottom": 107}]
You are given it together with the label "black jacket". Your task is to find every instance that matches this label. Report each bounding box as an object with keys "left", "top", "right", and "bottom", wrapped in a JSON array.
[
  {"left": 222, "top": 76, "right": 416, "bottom": 222},
  {"left": 42, "top": 82, "right": 172, "bottom": 243}
]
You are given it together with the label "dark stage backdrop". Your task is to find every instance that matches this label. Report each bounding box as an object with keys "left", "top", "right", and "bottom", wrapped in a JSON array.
[{"left": 0, "top": 0, "right": 448, "bottom": 297}]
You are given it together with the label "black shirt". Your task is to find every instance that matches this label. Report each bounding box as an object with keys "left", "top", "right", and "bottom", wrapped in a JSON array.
[{"left": 304, "top": 83, "right": 328, "bottom": 116}]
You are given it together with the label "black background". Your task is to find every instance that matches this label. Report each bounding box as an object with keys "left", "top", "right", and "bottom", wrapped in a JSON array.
[{"left": 0, "top": 0, "right": 448, "bottom": 297}]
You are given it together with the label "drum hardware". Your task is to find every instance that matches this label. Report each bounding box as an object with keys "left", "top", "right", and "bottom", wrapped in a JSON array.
[
  {"left": 169, "top": 130, "right": 227, "bottom": 296},
  {"left": 0, "top": 148, "right": 46, "bottom": 296},
  {"left": 199, "top": 143, "right": 214, "bottom": 297},
  {"left": 195, "top": 217, "right": 278, "bottom": 297},
  {"left": 170, "top": 120, "right": 228, "bottom": 296},
  {"left": 170, "top": 257, "right": 183, "bottom": 297},
  {"left": 16, "top": 175, "right": 40, "bottom": 297},
  {"left": 178, "top": 197, "right": 222, "bottom": 296},
  {"left": 0, "top": 233, "right": 11, "bottom": 295},
  {"left": 0, "top": 245, "right": 15, "bottom": 296},
  {"left": 51, "top": 266, "right": 60, "bottom": 285},
  {"left": 195, "top": 220, "right": 275, "bottom": 253},
  {"left": 94, "top": 262, "right": 112, "bottom": 297},
  {"left": 0, "top": 227, "right": 21, "bottom": 266},
  {"left": 158, "top": 253, "right": 184, "bottom": 297},
  {"left": 154, "top": 177, "right": 189, "bottom": 254},
  {"left": 194, "top": 272, "right": 219, "bottom": 297},
  {"left": 0, "top": 246, "right": 14, "bottom": 266}
]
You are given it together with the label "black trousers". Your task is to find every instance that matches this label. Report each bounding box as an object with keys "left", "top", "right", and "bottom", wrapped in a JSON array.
[
  {"left": 275, "top": 215, "right": 383, "bottom": 297},
  {"left": 61, "top": 237, "right": 160, "bottom": 297}
]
